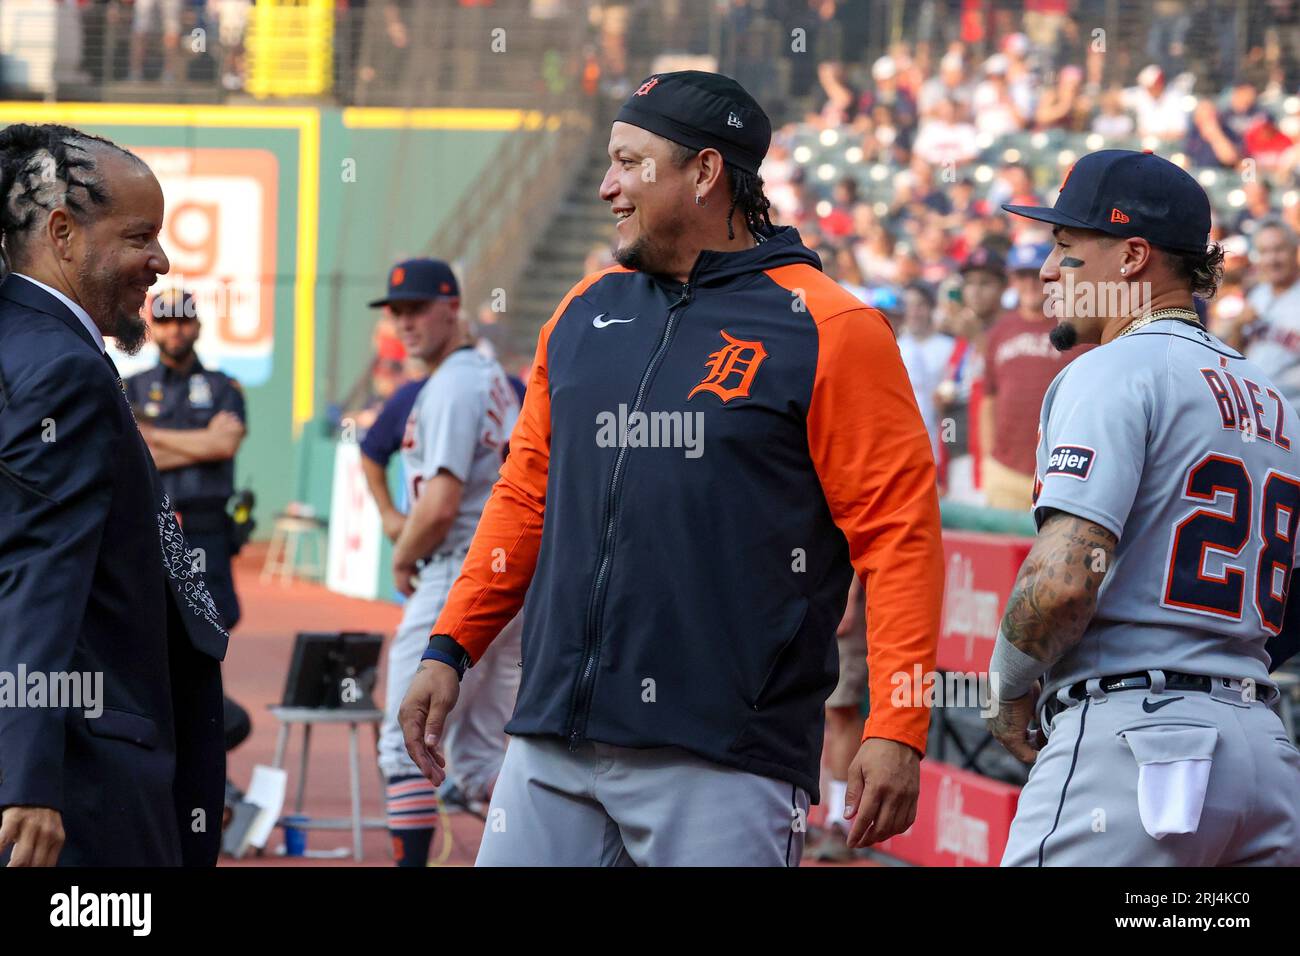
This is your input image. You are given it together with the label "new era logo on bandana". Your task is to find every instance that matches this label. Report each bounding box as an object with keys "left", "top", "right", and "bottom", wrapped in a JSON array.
[
  {"left": 1045, "top": 444, "right": 1096, "bottom": 480},
  {"left": 727, "top": 112, "right": 744, "bottom": 128}
]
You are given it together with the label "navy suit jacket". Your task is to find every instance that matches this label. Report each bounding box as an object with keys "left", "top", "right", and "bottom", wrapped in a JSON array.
[{"left": 0, "top": 274, "right": 229, "bottom": 865}]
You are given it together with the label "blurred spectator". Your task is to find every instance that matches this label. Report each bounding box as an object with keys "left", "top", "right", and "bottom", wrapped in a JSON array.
[
  {"left": 852, "top": 224, "right": 897, "bottom": 286},
  {"left": 1023, "top": 0, "right": 1070, "bottom": 55},
  {"left": 818, "top": 178, "right": 859, "bottom": 239},
  {"left": 1001, "top": 32, "right": 1038, "bottom": 119},
  {"left": 935, "top": 246, "right": 1007, "bottom": 504},
  {"left": 918, "top": 51, "right": 972, "bottom": 117},
  {"left": 1208, "top": 233, "right": 1253, "bottom": 339},
  {"left": 1091, "top": 86, "right": 1136, "bottom": 139},
  {"left": 130, "top": 0, "right": 184, "bottom": 82},
  {"left": 912, "top": 98, "right": 979, "bottom": 166},
  {"left": 812, "top": 62, "right": 861, "bottom": 128},
  {"left": 973, "top": 55, "right": 1026, "bottom": 139},
  {"left": 1232, "top": 220, "right": 1300, "bottom": 410},
  {"left": 1146, "top": 0, "right": 1192, "bottom": 76},
  {"left": 831, "top": 246, "right": 871, "bottom": 302},
  {"left": 1231, "top": 181, "right": 1277, "bottom": 237},
  {"left": 915, "top": 225, "right": 957, "bottom": 286},
  {"left": 859, "top": 55, "right": 917, "bottom": 146},
  {"left": 1123, "top": 65, "right": 1190, "bottom": 142},
  {"left": 215, "top": 0, "right": 253, "bottom": 91},
  {"left": 980, "top": 242, "right": 1090, "bottom": 511},
  {"left": 1186, "top": 96, "right": 1245, "bottom": 168},
  {"left": 987, "top": 162, "right": 1039, "bottom": 212},
  {"left": 1035, "top": 65, "right": 1088, "bottom": 131},
  {"left": 583, "top": 240, "right": 615, "bottom": 276},
  {"left": 896, "top": 282, "right": 956, "bottom": 459}
]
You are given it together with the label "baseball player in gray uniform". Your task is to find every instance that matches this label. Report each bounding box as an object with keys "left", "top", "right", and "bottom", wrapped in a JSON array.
[
  {"left": 368, "top": 258, "right": 522, "bottom": 866},
  {"left": 988, "top": 150, "right": 1300, "bottom": 866}
]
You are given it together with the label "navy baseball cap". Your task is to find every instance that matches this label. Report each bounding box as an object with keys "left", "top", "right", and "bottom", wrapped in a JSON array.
[
  {"left": 959, "top": 245, "right": 1006, "bottom": 276},
  {"left": 1007, "top": 241, "right": 1052, "bottom": 273},
  {"left": 615, "top": 71, "right": 772, "bottom": 175},
  {"left": 368, "top": 258, "right": 459, "bottom": 308},
  {"left": 1002, "top": 149, "right": 1211, "bottom": 254}
]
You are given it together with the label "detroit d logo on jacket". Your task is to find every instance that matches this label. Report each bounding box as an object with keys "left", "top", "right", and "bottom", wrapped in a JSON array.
[{"left": 688, "top": 329, "right": 767, "bottom": 404}]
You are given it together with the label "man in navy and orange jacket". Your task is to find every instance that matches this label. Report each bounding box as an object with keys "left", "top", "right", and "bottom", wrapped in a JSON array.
[{"left": 400, "top": 71, "right": 943, "bottom": 866}]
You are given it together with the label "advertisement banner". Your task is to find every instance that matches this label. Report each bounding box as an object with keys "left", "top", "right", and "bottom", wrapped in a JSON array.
[
  {"left": 938, "top": 531, "right": 1034, "bottom": 673},
  {"left": 112, "top": 146, "right": 279, "bottom": 387},
  {"left": 877, "top": 759, "right": 1021, "bottom": 867}
]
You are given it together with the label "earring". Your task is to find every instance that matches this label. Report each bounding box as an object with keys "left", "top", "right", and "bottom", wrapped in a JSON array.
[
  {"left": 695, "top": 194, "right": 706, "bottom": 206},
  {"left": 1120, "top": 268, "right": 1127, "bottom": 275}
]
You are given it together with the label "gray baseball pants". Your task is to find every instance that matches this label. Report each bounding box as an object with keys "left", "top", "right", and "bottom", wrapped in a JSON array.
[
  {"left": 378, "top": 547, "right": 522, "bottom": 800},
  {"left": 475, "top": 734, "right": 810, "bottom": 866},
  {"left": 1003, "top": 671, "right": 1300, "bottom": 866}
]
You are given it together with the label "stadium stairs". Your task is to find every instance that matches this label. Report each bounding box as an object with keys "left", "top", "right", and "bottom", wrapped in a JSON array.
[{"left": 512, "top": 100, "right": 620, "bottom": 339}]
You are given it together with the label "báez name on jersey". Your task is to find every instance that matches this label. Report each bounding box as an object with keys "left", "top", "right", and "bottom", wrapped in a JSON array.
[
  {"left": 1199, "top": 363, "right": 1292, "bottom": 450},
  {"left": 1046, "top": 444, "right": 1096, "bottom": 480}
]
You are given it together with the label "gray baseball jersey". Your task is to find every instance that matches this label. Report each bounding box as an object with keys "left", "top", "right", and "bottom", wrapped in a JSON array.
[
  {"left": 400, "top": 346, "right": 520, "bottom": 556},
  {"left": 1032, "top": 318, "right": 1300, "bottom": 699},
  {"left": 1002, "top": 318, "right": 1300, "bottom": 867}
]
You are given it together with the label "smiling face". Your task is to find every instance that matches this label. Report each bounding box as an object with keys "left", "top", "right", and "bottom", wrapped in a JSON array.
[
  {"left": 599, "top": 121, "right": 697, "bottom": 276},
  {"left": 65, "top": 150, "right": 170, "bottom": 355}
]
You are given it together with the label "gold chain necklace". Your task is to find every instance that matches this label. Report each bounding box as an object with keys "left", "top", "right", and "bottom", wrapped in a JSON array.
[{"left": 1115, "top": 307, "right": 1200, "bottom": 338}]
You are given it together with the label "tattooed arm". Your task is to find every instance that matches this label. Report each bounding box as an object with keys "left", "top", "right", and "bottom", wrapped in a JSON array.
[
  {"left": 987, "top": 509, "right": 1116, "bottom": 762},
  {"left": 1002, "top": 509, "right": 1116, "bottom": 663}
]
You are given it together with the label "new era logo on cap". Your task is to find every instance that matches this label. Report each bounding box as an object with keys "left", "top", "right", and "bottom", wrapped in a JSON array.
[
  {"left": 1046, "top": 444, "right": 1096, "bottom": 480},
  {"left": 1002, "top": 149, "right": 1211, "bottom": 254}
]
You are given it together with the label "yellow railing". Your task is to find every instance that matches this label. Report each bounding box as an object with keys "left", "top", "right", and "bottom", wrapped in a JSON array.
[{"left": 245, "top": 0, "right": 334, "bottom": 99}]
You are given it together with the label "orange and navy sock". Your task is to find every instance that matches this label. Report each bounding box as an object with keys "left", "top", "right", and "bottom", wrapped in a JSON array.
[{"left": 387, "top": 775, "right": 438, "bottom": 867}]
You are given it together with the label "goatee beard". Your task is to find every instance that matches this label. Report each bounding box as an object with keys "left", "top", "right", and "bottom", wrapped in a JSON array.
[
  {"left": 105, "top": 309, "right": 147, "bottom": 355},
  {"left": 1049, "top": 322, "right": 1078, "bottom": 351},
  {"left": 615, "top": 235, "right": 653, "bottom": 273}
]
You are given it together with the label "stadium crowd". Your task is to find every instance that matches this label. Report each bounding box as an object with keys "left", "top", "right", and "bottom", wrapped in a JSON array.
[{"left": 737, "top": 28, "right": 1300, "bottom": 510}]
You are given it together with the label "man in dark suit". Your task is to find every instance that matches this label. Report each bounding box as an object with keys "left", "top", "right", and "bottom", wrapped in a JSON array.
[{"left": 0, "top": 124, "right": 229, "bottom": 866}]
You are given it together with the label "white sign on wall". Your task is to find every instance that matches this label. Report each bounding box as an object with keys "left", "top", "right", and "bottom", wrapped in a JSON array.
[{"left": 326, "top": 443, "right": 382, "bottom": 600}]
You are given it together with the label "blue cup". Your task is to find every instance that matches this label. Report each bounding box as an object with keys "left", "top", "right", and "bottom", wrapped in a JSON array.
[{"left": 282, "top": 815, "right": 309, "bottom": 856}]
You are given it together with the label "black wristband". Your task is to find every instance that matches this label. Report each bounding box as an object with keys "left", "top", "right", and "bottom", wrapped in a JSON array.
[{"left": 422, "top": 633, "right": 472, "bottom": 679}]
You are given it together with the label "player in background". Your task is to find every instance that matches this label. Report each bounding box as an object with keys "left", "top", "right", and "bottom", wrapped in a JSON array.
[
  {"left": 988, "top": 149, "right": 1300, "bottom": 866},
  {"left": 366, "top": 258, "right": 522, "bottom": 866}
]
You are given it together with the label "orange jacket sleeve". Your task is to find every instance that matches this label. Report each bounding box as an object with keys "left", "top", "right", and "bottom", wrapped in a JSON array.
[
  {"left": 431, "top": 268, "right": 621, "bottom": 660},
  {"left": 770, "top": 268, "right": 944, "bottom": 755}
]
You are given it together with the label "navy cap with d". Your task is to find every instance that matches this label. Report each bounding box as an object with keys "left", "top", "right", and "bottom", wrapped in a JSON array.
[
  {"left": 367, "top": 258, "right": 459, "bottom": 308},
  {"left": 1002, "top": 149, "right": 1211, "bottom": 254},
  {"left": 615, "top": 71, "right": 772, "bottom": 175}
]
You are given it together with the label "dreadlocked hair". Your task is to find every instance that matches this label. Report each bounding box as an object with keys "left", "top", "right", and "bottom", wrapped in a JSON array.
[
  {"left": 0, "top": 123, "right": 137, "bottom": 274},
  {"left": 669, "top": 142, "right": 776, "bottom": 241}
]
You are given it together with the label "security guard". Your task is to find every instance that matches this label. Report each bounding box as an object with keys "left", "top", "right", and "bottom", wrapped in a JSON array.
[{"left": 126, "top": 288, "right": 251, "bottom": 753}]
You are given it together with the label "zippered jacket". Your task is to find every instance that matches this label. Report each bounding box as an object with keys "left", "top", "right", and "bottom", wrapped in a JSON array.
[{"left": 433, "top": 226, "right": 943, "bottom": 797}]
